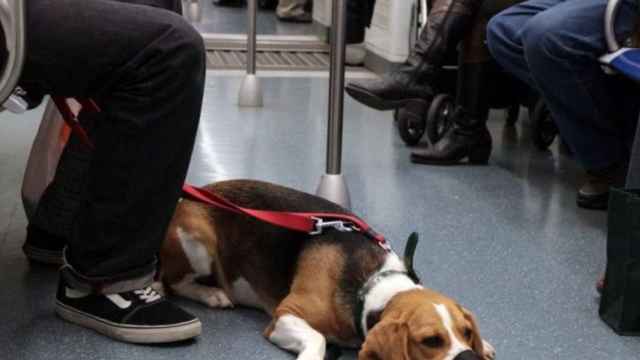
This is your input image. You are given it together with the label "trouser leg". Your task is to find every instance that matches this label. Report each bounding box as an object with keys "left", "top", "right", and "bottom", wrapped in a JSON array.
[
  {"left": 22, "top": 0, "right": 205, "bottom": 292},
  {"left": 487, "top": 0, "right": 639, "bottom": 170}
]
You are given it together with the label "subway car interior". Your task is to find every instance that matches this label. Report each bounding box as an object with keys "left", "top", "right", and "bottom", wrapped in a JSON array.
[{"left": 1, "top": 0, "right": 640, "bottom": 359}]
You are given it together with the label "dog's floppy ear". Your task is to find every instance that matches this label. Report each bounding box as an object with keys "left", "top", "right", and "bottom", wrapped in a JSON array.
[
  {"left": 461, "top": 307, "right": 484, "bottom": 357},
  {"left": 403, "top": 233, "right": 420, "bottom": 283},
  {"left": 359, "top": 321, "right": 410, "bottom": 360}
]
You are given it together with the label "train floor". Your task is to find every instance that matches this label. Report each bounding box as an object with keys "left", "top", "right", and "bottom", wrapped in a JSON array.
[{"left": 1, "top": 72, "right": 639, "bottom": 359}]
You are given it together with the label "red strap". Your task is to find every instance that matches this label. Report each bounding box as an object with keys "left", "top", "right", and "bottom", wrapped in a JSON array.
[
  {"left": 52, "top": 98, "right": 390, "bottom": 250},
  {"left": 52, "top": 97, "right": 98, "bottom": 150},
  {"left": 182, "top": 184, "right": 389, "bottom": 250}
]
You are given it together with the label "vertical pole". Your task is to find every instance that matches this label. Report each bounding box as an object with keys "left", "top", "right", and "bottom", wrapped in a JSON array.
[
  {"left": 238, "top": 0, "right": 263, "bottom": 107},
  {"left": 316, "top": 0, "right": 351, "bottom": 209},
  {"left": 326, "top": 0, "right": 347, "bottom": 175},
  {"left": 246, "top": 0, "right": 257, "bottom": 75}
]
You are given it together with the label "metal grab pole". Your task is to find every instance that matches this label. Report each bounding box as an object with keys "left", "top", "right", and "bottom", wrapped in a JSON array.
[
  {"left": 238, "top": 0, "right": 263, "bottom": 107},
  {"left": 316, "top": 0, "right": 351, "bottom": 209},
  {"left": 184, "top": 0, "right": 202, "bottom": 23},
  {"left": 0, "top": 0, "right": 26, "bottom": 106}
]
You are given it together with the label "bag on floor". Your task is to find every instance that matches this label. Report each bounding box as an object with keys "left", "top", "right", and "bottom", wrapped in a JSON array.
[
  {"left": 21, "top": 99, "right": 72, "bottom": 221},
  {"left": 599, "top": 187, "right": 640, "bottom": 335}
]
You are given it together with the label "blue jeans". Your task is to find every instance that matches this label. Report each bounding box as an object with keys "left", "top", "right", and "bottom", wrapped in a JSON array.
[{"left": 487, "top": 0, "right": 639, "bottom": 170}]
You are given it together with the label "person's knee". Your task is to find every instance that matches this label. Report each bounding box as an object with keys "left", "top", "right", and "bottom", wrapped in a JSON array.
[
  {"left": 486, "top": 14, "right": 508, "bottom": 58},
  {"left": 162, "top": 13, "right": 206, "bottom": 74},
  {"left": 520, "top": 13, "right": 581, "bottom": 66}
]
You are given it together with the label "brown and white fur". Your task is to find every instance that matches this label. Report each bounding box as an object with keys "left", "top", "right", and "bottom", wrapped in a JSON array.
[{"left": 158, "top": 180, "right": 495, "bottom": 360}]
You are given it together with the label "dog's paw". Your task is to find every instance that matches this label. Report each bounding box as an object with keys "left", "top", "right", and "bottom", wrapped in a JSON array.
[
  {"left": 202, "top": 288, "right": 234, "bottom": 308},
  {"left": 483, "top": 339, "right": 496, "bottom": 360}
]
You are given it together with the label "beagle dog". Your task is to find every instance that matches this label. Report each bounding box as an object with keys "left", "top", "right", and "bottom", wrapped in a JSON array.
[{"left": 158, "top": 180, "right": 495, "bottom": 360}]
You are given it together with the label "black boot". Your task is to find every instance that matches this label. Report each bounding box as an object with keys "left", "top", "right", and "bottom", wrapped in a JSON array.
[
  {"left": 345, "top": 0, "right": 483, "bottom": 111},
  {"left": 411, "top": 106, "right": 492, "bottom": 165},
  {"left": 411, "top": 58, "right": 494, "bottom": 165}
]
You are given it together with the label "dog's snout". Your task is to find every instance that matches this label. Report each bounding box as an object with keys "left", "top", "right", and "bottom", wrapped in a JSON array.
[{"left": 453, "top": 350, "right": 483, "bottom": 360}]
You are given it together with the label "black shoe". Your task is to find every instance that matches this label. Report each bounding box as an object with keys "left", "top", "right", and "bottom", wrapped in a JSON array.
[
  {"left": 346, "top": 68, "right": 435, "bottom": 111},
  {"left": 577, "top": 163, "right": 626, "bottom": 210},
  {"left": 212, "top": 0, "right": 245, "bottom": 7},
  {"left": 411, "top": 108, "right": 492, "bottom": 165},
  {"left": 277, "top": 12, "right": 312, "bottom": 23},
  {"left": 345, "top": 0, "right": 482, "bottom": 111},
  {"left": 23, "top": 225, "right": 65, "bottom": 265},
  {"left": 56, "top": 278, "right": 201, "bottom": 343}
]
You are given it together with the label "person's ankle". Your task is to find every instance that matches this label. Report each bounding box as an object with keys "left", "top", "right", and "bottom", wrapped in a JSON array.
[{"left": 346, "top": 43, "right": 366, "bottom": 66}]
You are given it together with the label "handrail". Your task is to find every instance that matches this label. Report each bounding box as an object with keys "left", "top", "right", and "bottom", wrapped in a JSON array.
[
  {"left": 604, "top": 0, "right": 623, "bottom": 52},
  {"left": 0, "top": 0, "right": 25, "bottom": 106}
]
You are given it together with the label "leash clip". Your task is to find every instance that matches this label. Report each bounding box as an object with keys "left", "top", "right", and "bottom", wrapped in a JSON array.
[{"left": 310, "top": 217, "right": 356, "bottom": 235}]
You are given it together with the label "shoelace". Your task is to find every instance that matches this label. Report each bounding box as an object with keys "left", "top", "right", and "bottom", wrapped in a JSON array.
[{"left": 133, "top": 287, "right": 162, "bottom": 303}]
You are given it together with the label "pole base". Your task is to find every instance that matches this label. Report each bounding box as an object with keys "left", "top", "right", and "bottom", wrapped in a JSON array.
[
  {"left": 316, "top": 174, "right": 351, "bottom": 209},
  {"left": 238, "top": 74, "right": 264, "bottom": 108}
]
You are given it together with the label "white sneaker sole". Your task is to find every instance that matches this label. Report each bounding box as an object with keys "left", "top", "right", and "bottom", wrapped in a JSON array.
[{"left": 56, "top": 301, "right": 202, "bottom": 344}]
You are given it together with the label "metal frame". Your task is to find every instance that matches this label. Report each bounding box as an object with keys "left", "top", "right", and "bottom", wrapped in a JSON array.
[
  {"left": 0, "top": 0, "right": 26, "bottom": 106},
  {"left": 604, "top": 0, "right": 623, "bottom": 52}
]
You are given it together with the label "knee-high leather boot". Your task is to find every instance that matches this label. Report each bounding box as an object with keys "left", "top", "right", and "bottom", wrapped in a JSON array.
[
  {"left": 410, "top": 59, "right": 493, "bottom": 165},
  {"left": 345, "top": 0, "right": 483, "bottom": 111},
  {"left": 410, "top": 11, "right": 494, "bottom": 166}
]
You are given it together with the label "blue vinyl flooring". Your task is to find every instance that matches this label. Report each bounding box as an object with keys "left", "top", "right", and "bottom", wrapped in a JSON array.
[{"left": 0, "top": 73, "right": 639, "bottom": 359}]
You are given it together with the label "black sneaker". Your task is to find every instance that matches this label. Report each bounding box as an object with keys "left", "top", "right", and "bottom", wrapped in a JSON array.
[
  {"left": 56, "top": 278, "right": 201, "bottom": 343},
  {"left": 23, "top": 225, "right": 65, "bottom": 265}
]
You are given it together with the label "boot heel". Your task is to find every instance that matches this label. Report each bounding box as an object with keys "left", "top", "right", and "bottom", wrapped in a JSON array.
[{"left": 468, "top": 146, "right": 491, "bottom": 165}]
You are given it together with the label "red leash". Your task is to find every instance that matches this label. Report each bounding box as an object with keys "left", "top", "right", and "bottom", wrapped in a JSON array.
[
  {"left": 52, "top": 97, "right": 100, "bottom": 151},
  {"left": 53, "top": 98, "right": 390, "bottom": 251},
  {"left": 182, "top": 184, "right": 390, "bottom": 250}
]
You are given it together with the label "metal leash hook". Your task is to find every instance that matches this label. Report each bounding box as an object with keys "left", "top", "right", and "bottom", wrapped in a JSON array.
[
  {"left": 238, "top": 0, "right": 264, "bottom": 107},
  {"left": 316, "top": 0, "right": 352, "bottom": 209},
  {"left": 310, "top": 217, "right": 356, "bottom": 235}
]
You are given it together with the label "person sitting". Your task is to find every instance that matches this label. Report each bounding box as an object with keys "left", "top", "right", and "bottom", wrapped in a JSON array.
[
  {"left": 346, "top": 0, "right": 524, "bottom": 166},
  {"left": 17, "top": 0, "right": 206, "bottom": 343},
  {"left": 486, "top": 0, "right": 639, "bottom": 209}
]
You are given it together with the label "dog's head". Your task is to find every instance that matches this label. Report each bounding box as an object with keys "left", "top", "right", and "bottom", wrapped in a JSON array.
[{"left": 358, "top": 289, "right": 488, "bottom": 360}]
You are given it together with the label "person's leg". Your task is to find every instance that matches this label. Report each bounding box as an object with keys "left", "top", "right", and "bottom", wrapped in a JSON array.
[
  {"left": 22, "top": 0, "right": 205, "bottom": 342},
  {"left": 24, "top": 1, "right": 186, "bottom": 266},
  {"left": 276, "top": 0, "right": 311, "bottom": 22},
  {"left": 345, "top": 0, "right": 484, "bottom": 111},
  {"left": 410, "top": 0, "right": 523, "bottom": 165},
  {"left": 345, "top": 0, "right": 376, "bottom": 65},
  {"left": 486, "top": 0, "right": 564, "bottom": 88},
  {"left": 487, "top": 0, "right": 639, "bottom": 208}
]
